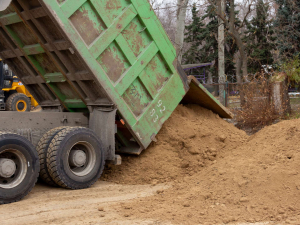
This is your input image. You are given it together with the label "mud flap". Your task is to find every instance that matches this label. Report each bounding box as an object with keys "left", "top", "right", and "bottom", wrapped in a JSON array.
[
  {"left": 89, "top": 108, "right": 117, "bottom": 161},
  {"left": 181, "top": 76, "right": 233, "bottom": 119}
]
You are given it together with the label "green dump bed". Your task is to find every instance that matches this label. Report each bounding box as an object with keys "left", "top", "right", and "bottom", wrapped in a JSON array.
[{"left": 0, "top": 0, "right": 231, "bottom": 152}]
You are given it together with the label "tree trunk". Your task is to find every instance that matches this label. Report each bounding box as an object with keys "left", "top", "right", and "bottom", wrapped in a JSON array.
[
  {"left": 236, "top": 54, "right": 246, "bottom": 106},
  {"left": 207, "top": 70, "right": 213, "bottom": 84},
  {"left": 228, "top": 0, "right": 248, "bottom": 80},
  {"left": 228, "top": 0, "right": 247, "bottom": 107},
  {"left": 236, "top": 54, "right": 242, "bottom": 83},
  {"left": 208, "top": 0, "right": 248, "bottom": 81},
  {"left": 175, "top": 0, "right": 189, "bottom": 64},
  {"left": 218, "top": 0, "right": 226, "bottom": 106}
]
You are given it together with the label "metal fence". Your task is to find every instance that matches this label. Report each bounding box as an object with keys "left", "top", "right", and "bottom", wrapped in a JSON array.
[{"left": 203, "top": 81, "right": 272, "bottom": 109}]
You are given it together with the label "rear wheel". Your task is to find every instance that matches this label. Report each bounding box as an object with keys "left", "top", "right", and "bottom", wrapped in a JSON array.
[
  {"left": 0, "top": 133, "right": 39, "bottom": 205},
  {"left": 47, "top": 127, "right": 105, "bottom": 189},
  {"left": 6, "top": 93, "right": 31, "bottom": 112},
  {"left": 36, "top": 127, "right": 69, "bottom": 186}
]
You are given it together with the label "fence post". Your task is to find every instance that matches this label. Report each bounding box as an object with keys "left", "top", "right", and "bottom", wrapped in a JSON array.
[
  {"left": 272, "top": 78, "right": 291, "bottom": 115},
  {"left": 225, "top": 81, "right": 229, "bottom": 107}
]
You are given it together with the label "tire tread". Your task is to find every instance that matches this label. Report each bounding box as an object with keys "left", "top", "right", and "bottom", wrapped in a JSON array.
[
  {"left": 6, "top": 93, "right": 31, "bottom": 111},
  {"left": 46, "top": 127, "right": 105, "bottom": 189},
  {"left": 36, "top": 127, "right": 69, "bottom": 186},
  {"left": 0, "top": 132, "right": 39, "bottom": 205}
]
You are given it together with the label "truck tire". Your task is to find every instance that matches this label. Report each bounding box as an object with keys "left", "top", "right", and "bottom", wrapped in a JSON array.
[
  {"left": 36, "top": 127, "right": 69, "bottom": 186},
  {"left": 0, "top": 132, "right": 39, "bottom": 205},
  {"left": 6, "top": 93, "right": 31, "bottom": 112},
  {"left": 47, "top": 127, "right": 105, "bottom": 189}
]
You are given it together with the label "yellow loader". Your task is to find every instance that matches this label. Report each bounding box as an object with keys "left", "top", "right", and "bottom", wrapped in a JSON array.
[{"left": 0, "top": 60, "right": 38, "bottom": 111}]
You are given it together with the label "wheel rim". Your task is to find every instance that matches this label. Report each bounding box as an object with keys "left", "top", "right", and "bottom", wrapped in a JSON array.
[
  {"left": 16, "top": 100, "right": 27, "bottom": 112},
  {"left": 67, "top": 141, "right": 96, "bottom": 177},
  {"left": 0, "top": 149, "right": 27, "bottom": 189}
]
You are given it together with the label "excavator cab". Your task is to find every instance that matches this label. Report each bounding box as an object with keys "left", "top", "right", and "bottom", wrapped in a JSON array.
[{"left": 2, "top": 63, "right": 15, "bottom": 89}]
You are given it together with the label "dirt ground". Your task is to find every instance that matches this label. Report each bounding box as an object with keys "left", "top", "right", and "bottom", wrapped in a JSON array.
[
  {"left": 0, "top": 181, "right": 173, "bottom": 225},
  {"left": 0, "top": 182, "right": 285, "bottom": 225},
  {"left": 2, "top": 105, "right": 300, "bottom": 224}
]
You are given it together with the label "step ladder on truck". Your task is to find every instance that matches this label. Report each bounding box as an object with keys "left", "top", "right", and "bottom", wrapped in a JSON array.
[{"left": 0, "top": 0, "right": 232, "bottom": 204}]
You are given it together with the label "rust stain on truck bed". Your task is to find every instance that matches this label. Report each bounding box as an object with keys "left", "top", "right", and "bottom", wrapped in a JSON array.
[
  {"left": 106, "top": 0, "right": 122, "bottom": 10},
  {"left": 70, "top": 3, "right": 106, "bottom": 46},
  {"left": 97, "top": 42, "right": 130, "bottom": 83}
]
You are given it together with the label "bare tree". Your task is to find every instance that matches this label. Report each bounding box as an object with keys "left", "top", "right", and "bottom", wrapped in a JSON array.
[
  {"left": 218, "top": 0, "right": 226, "bottom": 105},
  {"left": 149, "top": 1, "right": 177, "bottom": 46},
  {"left": 176, "top": 0, "right": 189, "bottom": 63},
  {"left": 208, "top": 0, "right": 257, "bottom": 81}
]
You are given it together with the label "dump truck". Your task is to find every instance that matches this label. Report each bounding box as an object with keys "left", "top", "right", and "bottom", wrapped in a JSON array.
[{"left": 0, "top": 0, "right": 232, "bottom": 204}]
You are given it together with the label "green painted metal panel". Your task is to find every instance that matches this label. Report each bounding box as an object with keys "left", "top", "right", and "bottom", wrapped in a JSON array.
[
  {"left": 0, "top": 12, "right": 22, "bottom": 25},
  {"left": 23, "top": 44, "right": 45, "bottom": 55},
  {"left": 61, "top": 0, "right": 88, "bottom": 19},
  {"left": 44, "top": 73, "right": 66, "bottom": 83},
  {"left": 39, "top": 0, "right": 187, "bottom": 149},
  {"left": 0, "top": 0, "right": 188, "bottom": 150}
]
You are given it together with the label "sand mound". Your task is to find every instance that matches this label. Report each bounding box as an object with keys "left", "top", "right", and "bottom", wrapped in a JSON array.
[
  {"left": 117, "top": 115, "right": 300, "bottom": 224},
  {"left": 103, "top": 104, "right": 247, "bottom": 185}
]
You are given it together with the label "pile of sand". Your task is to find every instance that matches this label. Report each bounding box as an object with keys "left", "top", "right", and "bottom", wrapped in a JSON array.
[
  {"left": 103, "top": 104, "right": 247, "bottom": 185},
  {"left": 108, "top": 106, "right": 300, "bottom": 224}
]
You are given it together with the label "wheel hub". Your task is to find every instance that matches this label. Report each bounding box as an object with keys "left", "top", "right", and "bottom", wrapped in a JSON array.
[
  {"left": 16, "top": 100, "right": 26, "bottom": 112},
  {"left": 0, "top": 158, "right": 16, "bottom": 178},
  {"left": 69, "top": 150, "right": 87, "bottom": 167}
]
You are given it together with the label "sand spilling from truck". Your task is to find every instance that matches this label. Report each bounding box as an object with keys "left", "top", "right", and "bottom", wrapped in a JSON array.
[
  {"left": 112, "top": 107, "right": 300, "bottom": 224},
  {"left": 102, "top": 104, "right": 247, "bottom": 185}
]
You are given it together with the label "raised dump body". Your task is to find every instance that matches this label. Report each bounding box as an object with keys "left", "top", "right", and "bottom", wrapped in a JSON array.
[
  {"left": 0, "top": 0, "right": 231, "bottom": 205},
  {"left": 0, "top": 0, "right": 231, "bottom": 152}
]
